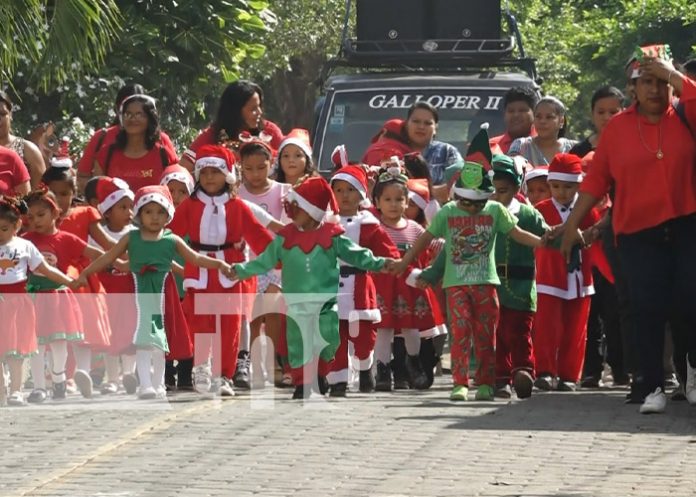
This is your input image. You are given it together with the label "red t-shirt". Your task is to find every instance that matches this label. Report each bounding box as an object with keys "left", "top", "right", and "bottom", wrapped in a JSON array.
[
  {"left": 581, "top": 78, "right": 696, "bottom": 235},
  {"left": 0, "top": 146, "right": 30, "bottom": 194},
  {"left": 94, "top": 142, "right": 178, "bottom": 192},
  {"left": 77, "top": 125, "right": 178, "bottom": 175},
  {"left": 183, "top": 120, "right": 284, "bottom": 162},
  {"left": 22, "top": 230, "right": 87, "bottom": 273},
  {"left": 59, "top": 206, "right": 101, "bottom": 242}
]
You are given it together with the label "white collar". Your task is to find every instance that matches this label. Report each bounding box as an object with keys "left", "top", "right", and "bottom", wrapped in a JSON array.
[
  {"left": 197, "top": 191, "right": 230, "bottom": 205},
  {"left": 506, "top": 198, "right": 521, "bottom": 216},
  {"left": 552, "top": 194, "right": 578, "bottom": 214}
]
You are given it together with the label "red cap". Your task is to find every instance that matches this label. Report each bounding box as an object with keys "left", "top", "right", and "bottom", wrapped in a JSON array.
[
  {"left": 286, "top": 176, "right": 339, "bottom": 223},
  {"left": 331, "top": 165, "right": 368, "bottom": 199},
  {"left": 548, "top": 153, "right": 583, "bottom": 183}
]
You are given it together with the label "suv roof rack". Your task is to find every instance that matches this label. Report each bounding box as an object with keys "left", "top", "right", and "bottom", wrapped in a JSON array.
[{"left": 319, "top": 0, "right": 538, "bottom": 85}]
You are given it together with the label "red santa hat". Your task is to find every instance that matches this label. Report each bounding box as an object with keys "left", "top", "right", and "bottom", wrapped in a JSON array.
[
  {"left": 160, "top": 165, "right": 194, "bottom": 195},
  {"left": 286, "top": 176, "right": 339, "bottom": 223},
  {"left": 331, "top": 145, "right": 349, "bottom": 170},
  {"left": 278, "top": 128, "right": 312, "bottom": 158},
  {"left": 96, "top": 177, "right": 134, "bottom": 215},
  {"left": 524, "top": 165, "right": 549, "bottom": 184},
  {"left": 407, "top": 178, "right": 430, "bottom": 211},
  {"left": 331, "top": 165, "right": 368, "bottom": 199},
  {"left": 548, "top": 153, "right": 584, "bottom": 183},
  {"left": 371, "top": 119, "right": 405, "bottom": 144},
  {"left": 133, "top": 185, "right": 175, "bottom": 224},
  {"left": 194, "top": 144, "right": 237, "bottom": 184},
  {"left": 50, "top": 157, "right": 73, "bottom": 169}
]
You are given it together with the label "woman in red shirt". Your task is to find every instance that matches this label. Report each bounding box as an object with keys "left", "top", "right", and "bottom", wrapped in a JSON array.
[
  {"left": 93, "top": 94, "right": 178, "bottom": 192},
  {"left": 181, "top": 81, "right": 283, "bottom": 169},
  {"left": 561, "top": 51, "right": 696, "bottom": 414}
]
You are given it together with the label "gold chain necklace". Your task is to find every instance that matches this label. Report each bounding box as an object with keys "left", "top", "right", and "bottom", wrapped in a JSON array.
[{"left": 637, "top": 118, "right": 664, "bottom": 160}]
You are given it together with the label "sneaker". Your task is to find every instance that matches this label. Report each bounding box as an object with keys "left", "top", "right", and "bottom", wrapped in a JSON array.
[
  {"left": 329, "top": 382, "right": 348, "bottom": 397},
  {"left": 495, "top": 384, "right": 512, "bottom": 399},
  {"left": 475, "top": 384, "right": 495, "bottom": 401},
  {"left": 122, "top": 374, "right": 138, "bottom": 395},
  {"left": 450, "top": 385, "right": 468, "bottom": 401},
  {"left": 155, "top": 386, "right": 167, "bottom": 400},
  {"left": 359, "top": 369, "right": 375, "bottom": 393},
  {"left": 52, "top": 381, "right": 67, "bottom": 400},
  {"left": 193, "top": 366, "right": 212, "bottom": 395},
  {"left": 580, "top": 375, "right": 601, "bottom": 388},
  {"left": 316, "top": 375, "right": 329, "bottom": 396},
  {"left": 405, "top": 354, "right": 429, "bottom": 390},
  {"left": 100, "top": 382, "right": 118, "bottom": 395},
  {"left": 534, "top": 374, "right": 554, "bottom": 391},
  {"left": 279, "top": 372, "right": 293, "bottom": 388},
  {"left": 639, "top": 388, "right": 667, "bottom": 414},
  {"left": 513, "top": 370, "right": 533, "bottom": 399},
  {"left": 375, "top": 361, "right": 392, "bottom": 392},
  {"left": 393, "top": 379, "right": 410, "bottom": 390},
  {"left": 685, "top": 354, "right": 696, "bottom": 405},
  {"left": 557, "top": 380, "right": 577, "bottom": 392},
  {"left": 27, "top": 388, "right": 47, "bottom": 404},
  {"left": 73, "top": 369, "right": 93, "bottom": 398},
  {"left": 664, "top": 373, "right": 679, "bottom": 389},
  {"left": 233, "top": 351, "right": 251, "bottom": 389},
  {"left": 7, "top": 391, "right": 26, "bottom": 406},
  {"left": 292, "top": 385, "right": 310, "bottom": 400},
  {"left": 218, "top": 378, "right": 235, "bottom": 397},
  {"left": 64, "top": 378, "right": 76, "bottom": 394},
  {"left": 137, "top": 386, "right": 157, "bottom": 400}
]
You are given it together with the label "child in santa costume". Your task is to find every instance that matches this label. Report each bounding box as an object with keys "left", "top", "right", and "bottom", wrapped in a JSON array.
[
  {"left": 534, "top": 153, "right": 600, "bottom": 391},
  {"left": 92, "top": 177, "right": 138, "bottom": 395},
  {"left": 396, "top": 125, "right": 543, "bottom": 401},
  {"left": 523, "top": 166, "right": 551, "bottom": 206},
  {"left": 327, "top": 164, "right": 400, "bottom": 396},
  {"left": 230, "top": 176, "right": 396, "bottom": 399},
  {"left": 168, "top": 144, "right": 274, "bottom": 397},
  {"left": 76, "top": 185, "right": 231, "bottom": 399},
  {"left": 0, "top": 197, "right": 74, "bottom": 406}
]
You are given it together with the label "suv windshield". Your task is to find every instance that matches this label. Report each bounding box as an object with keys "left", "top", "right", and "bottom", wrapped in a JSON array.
[{"left": 315, "top": 87, "right": 510, "bottom": 172}]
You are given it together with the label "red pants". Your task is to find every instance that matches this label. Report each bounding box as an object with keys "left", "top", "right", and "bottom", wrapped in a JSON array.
[
  {"left": 534, "top": 293, "right": 591, "bottom": 382},
  {"left": 291, "top": 358, "right": 331, "bottom": 386},
  {"left": 327, "top": 320, "right": 376, "bottom": 384},
  {"left": 495, "top": 307, "right": 535, "bottom": 384},
  {"left": 447, "top": 285, "right": 499, "bottom": 387}
]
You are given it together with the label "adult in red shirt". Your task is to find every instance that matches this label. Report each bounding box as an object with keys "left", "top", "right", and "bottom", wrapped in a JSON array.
[
  {"left": 561, "top": 54, "right": 696, "bottom": 414},
  {"left": 0, "top": 146, "right": 30, "bottom": 195},
  {"left": 489, "top": 87, "right": 538, "bottom": 154},
  {"left": 77, "top": 84, "right": 177, "bottom": 193},
  {"left": 0, "top": 92, "right": 45, "bottom": 188},
  {"left": 181, "top": 81, "right": 283, "bottom": 170},
  {"left": 93, "top": 95, "right": 178, "bottom": 193}
]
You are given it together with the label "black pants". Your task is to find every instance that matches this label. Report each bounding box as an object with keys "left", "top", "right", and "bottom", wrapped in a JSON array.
[{"left": 617, "top": 214, "right": 696, "bottom": 397}]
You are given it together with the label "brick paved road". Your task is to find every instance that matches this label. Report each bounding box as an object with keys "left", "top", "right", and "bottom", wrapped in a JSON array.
[{"left": 1, "top": 379, "right": 695, "bottom": 497}]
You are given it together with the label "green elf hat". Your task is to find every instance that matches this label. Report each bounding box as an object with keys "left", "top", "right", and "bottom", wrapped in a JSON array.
[
  {"left": 491, "top": 153, "right": 524, "bottom": 187},
  {"left": 627, "top": 43, "right": 672, "bottom": 79},
  {"left": 452, "top": 123, "right": 494, "bottom": 200}
]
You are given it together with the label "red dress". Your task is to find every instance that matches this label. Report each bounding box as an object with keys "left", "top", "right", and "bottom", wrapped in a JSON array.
[{"left": 59, "top": 207, "right": 112, "bottom": 351}]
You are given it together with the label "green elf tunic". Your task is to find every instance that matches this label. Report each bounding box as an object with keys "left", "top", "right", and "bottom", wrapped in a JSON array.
[{"left": 234, "top": 222, "right": 386, "bottom": 369}]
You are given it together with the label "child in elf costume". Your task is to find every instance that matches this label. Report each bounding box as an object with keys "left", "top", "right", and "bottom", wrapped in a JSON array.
[{"left": 230, "top": 176, "right": 397, "bottom": 399}]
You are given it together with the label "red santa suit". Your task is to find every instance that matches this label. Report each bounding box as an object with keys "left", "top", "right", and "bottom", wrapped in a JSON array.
[{"left": 534, "top": 195, "right": 599, "bottom": 383}]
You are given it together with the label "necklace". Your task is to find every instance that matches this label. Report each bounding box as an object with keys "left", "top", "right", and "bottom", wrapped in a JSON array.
[{"left": 637, "top": 118, "right": 664, "bottom": 160}]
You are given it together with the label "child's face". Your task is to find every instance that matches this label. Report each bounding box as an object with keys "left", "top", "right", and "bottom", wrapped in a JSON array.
[
  {"left": 592, "top": 96, "right": 622, "bottom": 135},
  {"left": 525, "top": 177, "right": 551, "bottom": 206},
  {"left": 492, "top": 178, "right": 519, "bottom": 207},
  {"left": 199, "top": 167, "right": 228, "bottom": 195},
  {"left": 456, "top": 197, "right": 487, "bottom": 215},
  {"left": 138, "top": 202, "right": 169, "bottom": 232},
  {"left": 0, "top": 218, "right": 20, "bottom": 245},
  {"left": 280, "top": 144, "right": 307, "bottom": 181},
  {"left": 290, "top": 204, "right": 319, "bottom": 231},
  {"left": 405, "top": 199, "right": 422, "bottom": 221},
  {"left": 331, "top": 179, "right": 362, "bottom": 216},
  {"left": 166, "top": 180, "right": 189, "bottom": 207},
  {"left": 26, "top": 203, "right": 59, "bottom": 234},
  {"left": 241, "top": 153, "right": 271, "bottom": 190},
  {"left": 376, "top": 184, "right": 408, "bottom": 222},
  {"left": 548, "top": 179, "right": 580, "bottom": 206},
  {"left": 104, "top": 197, "right": 133, "bottom": 230},
  {"left": 47, "top": 180, "right": 75, "bottom": 215}
]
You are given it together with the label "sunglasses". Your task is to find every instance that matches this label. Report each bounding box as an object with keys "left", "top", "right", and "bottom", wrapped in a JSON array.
[{"left": 458, "top": 198, "right": 488, "bottom": 209}]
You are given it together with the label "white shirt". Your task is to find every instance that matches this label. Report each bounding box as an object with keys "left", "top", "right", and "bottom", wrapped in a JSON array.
[{"left": 0, "top": 237, "right": 44, "bottom": 284}]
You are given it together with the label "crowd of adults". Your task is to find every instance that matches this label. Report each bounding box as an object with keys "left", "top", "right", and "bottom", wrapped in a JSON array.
[{"left": 1, "top": 50, "right": 696, "bottom": 413}]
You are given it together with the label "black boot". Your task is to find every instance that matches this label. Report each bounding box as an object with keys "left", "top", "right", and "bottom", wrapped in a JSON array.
[
  {"left": 176, "top": 358, "right": 194, "bottom": 390},
  {"left": 165, "top": 360, "right": 177, "bottom": 391},
  {"left": 375, "top": 361, "right": 392, "bottom": 391},
  {"left": 419, "top": 338, "right": 437, "bottom": 389},
  {"left": 391, "top": 337, "right": 410, "bottom": 389},
  {"left": 359, "top": 369, "right": 375, "bottom": 393},
  {"left": 316, "top": 375, "right": 329, "bottom": 395},
  {"left": 292, "top": 385, "right": 311, "bottom": 399},
  {"left": 329, "top": 382, "right": 348, "bottom": 397},
  {"left": 406, "top": 354, "right": 429, "bottom": 390}
]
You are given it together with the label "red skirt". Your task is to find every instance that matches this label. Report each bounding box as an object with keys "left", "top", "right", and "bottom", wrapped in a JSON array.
[
  {"left": 34, "top": 288, "right": 84, "bottom": 344},
  {"left": 163, "top": 274, "right": 193, "bottom": 360},
  {"left": 72, "top": 272, "right": 112, "bottom": 351},
  {"left": 99, "top": 271, "right": 137, "bottom": 355},
  {"left": 0, "top": 281, "right": 37, "bottom": 358},
  {"left": 374, "top": 272, "right": 443, "bottom": 331}
]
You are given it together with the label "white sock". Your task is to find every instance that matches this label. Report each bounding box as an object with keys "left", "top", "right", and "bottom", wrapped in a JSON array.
[
  {"left": 402, "top": 328, "right": 421, "bottom": 356},
  {"left": 194, "top": 334, "right": 212, "bottom": 370},
  {"left": 152, "top": 350, "right": 166, "bottom": 390},
  {"left": 136, "top": 349, "right": 153, "bottom": 390},
  {"left": 375, "top": 328, "right": 394, "bottom": 365},
  {"left": 121, "top": 354, "right": 136, "bottom": 375},
  {"left": 105, "top": 355, "right": 121, "bottom": 383},
  {"left": 30, "top": 345, "right": 47, "bottom": 390},
  {"left": 50, "top": 341, "right": 68, "bottom": 383},
  {"left": 72, "top": 344, "right": 92, "bottom": 372}
]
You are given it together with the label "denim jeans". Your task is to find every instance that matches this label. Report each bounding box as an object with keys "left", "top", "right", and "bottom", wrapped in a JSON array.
[{"left": 617, "top": 213, "right": 696, "bottom": 397}]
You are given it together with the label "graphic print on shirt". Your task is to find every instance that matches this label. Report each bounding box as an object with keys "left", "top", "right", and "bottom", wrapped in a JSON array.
[
  {"left": 448, "top": 215, "right": 494, "bottom": 281},
  {"left": 0, "top": 247, "right": 19, "bottom": 275}
]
